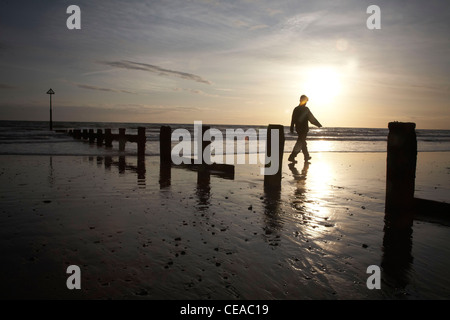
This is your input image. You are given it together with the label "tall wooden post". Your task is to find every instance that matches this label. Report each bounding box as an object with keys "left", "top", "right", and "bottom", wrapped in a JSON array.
[
  {"left": 73, "top": 129, "right": 81, "bottom": 139},
  {"left": 96, "top": 129, "right": 104, "bottom": 146},
  {"left": 385, "top": 122, "right": 417, "bottom": 230},
  {"left": 104, "top": 129, "right": 113, "bottom": 147},
  {"left": 160, "top": 126, "right": 172, "bottom": 165},
  {"left": 119, "top": 128, "right": 126, "bottom": 151},
  {"left": 159, "top": 126, "right": 172, "bottom": 188},
  {"left": 202, "top": 125, "right": 211, "bottom": 166},
  {"left": 88, "top": 129, "right": 95, "bottom": 143},
  {"left": 264, "top": 124, "right": 285, "bottom": 188},
  {"left": 137, "top": 127, "right": 146, "bottom": 156}
]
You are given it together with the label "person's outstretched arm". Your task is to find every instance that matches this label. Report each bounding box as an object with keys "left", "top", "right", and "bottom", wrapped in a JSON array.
[{"left": 308, "top": 111, "right": 322, "bottom": 128}]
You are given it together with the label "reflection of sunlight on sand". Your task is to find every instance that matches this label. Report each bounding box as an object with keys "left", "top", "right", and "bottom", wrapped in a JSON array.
[
  {"left": 288, "top": 153, "right": 336, "bottom": 241},
  {"left": 310, "top": 140, "right": 333, "bottom": 152},
  {"left": 306, "top": 153, "right": 333, "bottom": 202}
]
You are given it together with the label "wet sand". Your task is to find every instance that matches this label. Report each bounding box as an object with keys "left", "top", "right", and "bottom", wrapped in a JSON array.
[{"left": 0, "top": 152, "right": 449, "bottom": 299}]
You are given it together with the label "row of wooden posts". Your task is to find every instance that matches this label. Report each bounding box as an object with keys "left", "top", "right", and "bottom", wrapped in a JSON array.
[
  {"left": 63, "top": 123, "right": 419, "bottom": 205},
  {"left": 66, "top": 127, "right": 147, "bottom": 156},
  {"left": 63, "top": 124, "right": 285, "bottom": 186},
  {"left": 61, "top": 122, "right": 449, "bottom": 230}
]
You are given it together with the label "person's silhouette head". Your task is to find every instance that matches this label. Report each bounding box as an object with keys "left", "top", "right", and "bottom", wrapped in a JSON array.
[{"left": 299, "top": 95, "right": 308, "bottom": 106}]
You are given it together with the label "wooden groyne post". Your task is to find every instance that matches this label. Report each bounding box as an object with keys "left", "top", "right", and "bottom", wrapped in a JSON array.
[
  {"left": 73, "top": 129, "right": 81, "bottom": 140},
  {"left": 88, "top": 129, "right": 95, "bottom": 143},
  {"left": 385, "top": 122, "right": 417, "bottom": 229},
  {"left": 137, "top": 127, "right": 146, "bottom": 156},
  {"left": 159, "top": 124, "right": 234, "bottom": 181},
  {"left": 201, "top": 125, "right": 211, "bottom": 166},
  {"left": 119, "top": 128, "right": 126, "bottom": 151},
  {"left": 264, "top": 124, "right": 285, "bottom": 188},
  {"left": 96, "top": 129, "right": 104, "bottom": 146},
  {"left": 160, "top": 126, "right": 172, "bottom": 165},
  {"left": 104, "top": 129, "right": 113, "bottom": 147}
]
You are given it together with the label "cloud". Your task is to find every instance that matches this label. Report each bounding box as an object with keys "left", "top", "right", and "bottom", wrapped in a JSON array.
[
  {"left": 249, "top": 24, "right": 269, "bottom": 31},
  {"left": 0, "top": 83, "right": 15, "bottom": 89},
  {"left": 265, "top": 8, "right": 283, "bottom": 16},
  {"left": 173, "top": 87, "right": 219, "bottom": 97},
  {"left": 282, "top": 11, "right": 325, "bottom": 32},
  {"left": 75, "top": 83, "right": 136, "bottom": 94},
  {"left": 99, "top": 60, "right": 212, "bottom": 85},
  {"left": 173, "top": 87, "right": 241, "bottom": 100},
  {"left": 71, "top": 103, "right": 205, "bottom": 115}
]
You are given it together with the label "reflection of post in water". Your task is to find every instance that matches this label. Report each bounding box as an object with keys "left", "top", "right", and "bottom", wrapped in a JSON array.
[
  {"left": 118, "top": 156, "right": 126, "bottom": 174},
  {"left": 196, "top": 166, "right": 211, "bottom": 210},
  {"left": 262, "top": 179, "right": 282, "bottom": 241},
  {"left": 289, "top": 162, "right": 309, "bottom": 213},
  {"left": 159, "top": 163, "right": 171, "bottom": 189},
  {"left": 104, "top": 156, "right": 112, "bottom": 170},
  {"left": 96, "top": 156, "right": 103, "bottom": 168},
  {"left": 381, "top": 225, "right": 413, "bottom": 290},
  {"left": 87, "top": 155, "right": 147, "bottom": 187},
  {"left": 102, "top": 155, "right": 146, "bottom": 186},
  {"left": 48, "top": 156, "right": 54, "bottom": 186},
  {"left": 137, "top": 155, "right": 146, "bottom": 187}
]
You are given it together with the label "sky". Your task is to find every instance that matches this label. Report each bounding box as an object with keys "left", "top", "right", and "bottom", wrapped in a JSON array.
[{"left": 0, "top": 0, "right": 449, "bottom": 129}]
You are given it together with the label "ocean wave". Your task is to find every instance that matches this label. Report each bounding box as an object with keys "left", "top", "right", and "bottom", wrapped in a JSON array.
[{"left": 0, "top": 120, "right": 449, "bottom": 155}]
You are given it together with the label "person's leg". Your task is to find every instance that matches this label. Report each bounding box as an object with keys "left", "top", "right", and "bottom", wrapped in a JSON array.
[
  {"left": 299, "top": 133, "right": 311, "bottom": 161},
  {"left": 289, "top": 135, "right": 302, "bottom": 161}
]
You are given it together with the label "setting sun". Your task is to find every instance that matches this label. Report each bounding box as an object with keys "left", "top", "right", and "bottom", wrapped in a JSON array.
[{"left": 302, "top": 67, "right": 342, "bottom": 106}]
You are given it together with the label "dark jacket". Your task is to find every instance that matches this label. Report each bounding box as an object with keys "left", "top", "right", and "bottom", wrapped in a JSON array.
[{"left": 290, "top": 105, "right": 322, "bottom": 134}]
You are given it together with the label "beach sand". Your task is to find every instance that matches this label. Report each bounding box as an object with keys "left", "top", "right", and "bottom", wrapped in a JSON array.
[{"left": 0, "top": 151, "right": 449, "bottom": 299}]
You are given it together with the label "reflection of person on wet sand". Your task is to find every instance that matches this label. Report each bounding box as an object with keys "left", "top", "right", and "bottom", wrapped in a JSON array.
[
  {"left": 289, "top": 161, "right": 310, "bottom": 213},
  {"left": 288, "top": 95, "right": 322, "bottom": 163},
  {"left": 288, "top": 161, "right": 310, "bottom": 181}
]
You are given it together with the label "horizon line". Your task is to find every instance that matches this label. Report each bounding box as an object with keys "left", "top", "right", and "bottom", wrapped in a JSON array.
[{"left": 0, "top": 119, "right": 449, "bottom": 131}]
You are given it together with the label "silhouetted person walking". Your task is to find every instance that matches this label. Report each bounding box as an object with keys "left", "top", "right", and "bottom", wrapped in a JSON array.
[{"left": 288, "top": 95, "right": 322, "bottom": 163}]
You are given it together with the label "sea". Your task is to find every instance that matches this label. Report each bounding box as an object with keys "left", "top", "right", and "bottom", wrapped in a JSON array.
[{"left": 0, "top": 120, "right": 449, "bottom": 156}]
